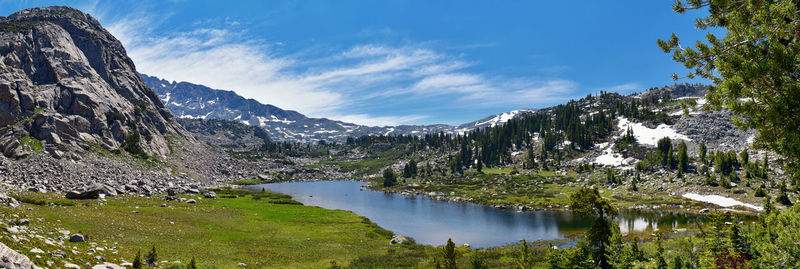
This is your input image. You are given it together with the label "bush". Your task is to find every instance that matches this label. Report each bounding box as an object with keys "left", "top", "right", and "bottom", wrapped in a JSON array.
[{"left": 122, "top": 130, "right": 148, "bottom": 158}]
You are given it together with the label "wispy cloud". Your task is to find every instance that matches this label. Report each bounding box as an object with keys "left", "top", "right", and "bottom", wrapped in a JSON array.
[
  {"left": 604, "top": 82, "right": 643, "bottom": 93},
  {"left": 104, "top": 14, "right": 580, "bottom": 126}
]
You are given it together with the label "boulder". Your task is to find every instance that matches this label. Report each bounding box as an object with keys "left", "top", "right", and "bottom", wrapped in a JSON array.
[
  {"left": 186, "top": 199, "right": 197, "bottom": 204},
  {"left": 0, "top": 193, "right": 19, "bottom": 208},
  {"left": 69, "top": 234, "right": 85, "bottom": 242},
  {"left": 66, "top": 184, "right": 117, "bottom": 200},
  {"left": 50, "top": 250, "right": 67, "bottom": 258},
  {"left": 202, "top": 191, "right": 217, "bottom": 199},
  {"left": 4, "top": 227, "right": 20, "bottom": 234},
  {"left": 92, "top": 263, "right": 124, "bottom": 269},
  {"left": 0, "top": 241, "right": 40, "bottom": 269},
  {"left": 389, "top": 234, "right": 409, "bottom": 245}
]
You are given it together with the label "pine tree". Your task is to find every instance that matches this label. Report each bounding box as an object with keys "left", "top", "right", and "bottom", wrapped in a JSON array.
[
  {"left": 606, "top": 226, "right": 633, "bottom": 269},
  {"left": 678, "top": 141, "right": 688, "bottom": 176},
  {"left": 655, "top": 232, "right": 668, "bottom": 269},
  {"left": 755, "top": 184, "right": 766, "bottom": 197},
  {"left": 777, "top": 181, "right": 791, "bottom": 206},
  {"left": 382, "top": 168, "right": 397, "bottom": 187},
  {"left": 516, "top": 239, "right": 532, "bottom": 269},
  {"left": 132, "top": 250, "right": 142, "bottom": 269},
  {"left": 740, "top": 149, "right": 749, "bottom": 165},
  {"left": 670, "top": 256, "right": 683, "bottom": 269},
  {"left": 187, "top": 257, "right": 197, "bottom": 269},
  {"left": 146, "top": 246, "right": 157, "bottom": 267},
  {"left": 660, "top": 0, "right": 800, "bottom": 174},
  {"left": 667, "top": 147, "right": 676, "bottom": 170},
  {"left": 699, "top": 142, "right": 707, "bottom": 164},
  {"left": 570, "top": 187, "right": 617, "bottom": 268},
  {"left": 443, "top": 238, "right": 457, "bottom": 269}
]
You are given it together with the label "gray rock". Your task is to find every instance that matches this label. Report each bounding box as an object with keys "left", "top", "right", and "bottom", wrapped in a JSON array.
[
  {"left": 0, "top": 193, "right": 19, "bottom": 208},
  {"left": 0, "top": 241, "right": 40, "bottom": 269},
  {"left": 390, "top": 234, "right": 409, "bottom": 245},
  {"left": 4, "top": 227, "right": 20, "bottom": 234},
  {"left": 92, "top": 263, "right": 124, "bottom": 269},
  {"left": 50, "top": 250, "right": 67, "bottom": 258},
  {"left": 11, "top": 219, "right": 30, "bottom": 226},
  {"left": 0, "top": 6, "right": 188, "bottom": 159},
  {"left": 69, "top": 234, "right": 85, "bottom": 242},
  {"left": 203, "top": 191, "right": 217, "bottom": 199},
  {"left": 186, "top": 199, "right": 197, "bottom": 204},
  {"left": 66, "top": 184, "right": 117, "bottom": 199}
]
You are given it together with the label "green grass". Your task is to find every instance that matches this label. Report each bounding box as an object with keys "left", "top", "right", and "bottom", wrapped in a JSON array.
[
  {"left": 229, "top": 179, "right": 267, "bottom": 185},
  {"left": 11, "top": 192, "right": 78, "bottom": 206},
  {"left": 8, "top": 190, "right": 413, "bottom": 268},
  {"left": 19, "top": 134, "right": 43, "bottom": 153}
]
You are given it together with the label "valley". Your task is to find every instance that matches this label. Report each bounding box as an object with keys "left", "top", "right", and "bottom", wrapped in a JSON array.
[{"left": 0, "top": 3, "right": 799, "bottom": 269}]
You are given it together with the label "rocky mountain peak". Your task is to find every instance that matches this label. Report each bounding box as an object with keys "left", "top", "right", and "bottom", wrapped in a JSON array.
[{"left": 0, "top": 6, "right": 184, "bottom": 158}]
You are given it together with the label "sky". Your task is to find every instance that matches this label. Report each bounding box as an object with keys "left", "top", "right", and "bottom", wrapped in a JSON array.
[{"left": 0, "top": 1, "right": 713, "bottom": 126}]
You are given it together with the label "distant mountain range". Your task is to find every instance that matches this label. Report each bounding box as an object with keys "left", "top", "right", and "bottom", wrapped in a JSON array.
[{"left": 141, "top": 74, "right": 533, "bottom": 143}]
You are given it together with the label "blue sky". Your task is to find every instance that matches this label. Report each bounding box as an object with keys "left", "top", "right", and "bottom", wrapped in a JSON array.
[{"left": 1, "top": 1, "right": 711, "bottom": 126}]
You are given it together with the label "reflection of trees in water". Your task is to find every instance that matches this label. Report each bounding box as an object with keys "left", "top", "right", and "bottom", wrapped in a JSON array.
[{"left": 616, "top": 210, "right": 699, "bottom": 233}]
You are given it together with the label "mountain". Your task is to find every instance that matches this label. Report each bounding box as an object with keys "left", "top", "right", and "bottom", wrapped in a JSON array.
[
  {"left": 177, "top": 118, "right": 271, "bottom": 150},
  {"left": 0, "top": 6, "right": 187, "bottom": 159},
  {"left": 0, "top": 7, "right": 311, "bottom": 196},
  {"left": 142, "top": 74, "right": 522, "bottom": 143},
  {"left": 457, "top": 109, "right": 536, "bottom": 130}
]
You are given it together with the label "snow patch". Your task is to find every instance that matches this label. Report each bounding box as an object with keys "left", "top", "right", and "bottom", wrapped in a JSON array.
[
  {"left": 474, "top": 109, "right": 532, "bottom": 128},
  {"left": 617, "top": 117, "right": 691, "bottom": 146},
  {"left": 682, "top": 193, "right": 763, "bottom": 211},
  {"left": 592, "top": 142, "right": 634, "bottom": 167}
]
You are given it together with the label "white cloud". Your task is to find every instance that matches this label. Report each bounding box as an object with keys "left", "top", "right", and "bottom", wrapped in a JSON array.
[
  {"left": 605, "top": 82, "right": 643, "bottom": 93},
  {"left": 104, "top": 14, "right": 581, "bottom": 126},
  {"left": 327, "top": 114, "right": 428, "bottom": 127}
]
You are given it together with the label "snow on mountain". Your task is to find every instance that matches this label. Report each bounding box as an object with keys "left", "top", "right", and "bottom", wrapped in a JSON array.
[
  {"left": 617, "top": 117, "right": 691, "bottom": 146},
  {"left": 459, "top": 109, "right": 535, "bottom": 130},
  {"left": 142, "top": 74, "right": 488, "bottom": 143}
]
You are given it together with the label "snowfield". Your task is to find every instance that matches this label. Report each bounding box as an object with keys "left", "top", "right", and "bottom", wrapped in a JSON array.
[
  {"left": 617, "top": 117, "right": 691, "bottom": 146},
  {"left": 682, "top": 193, "right": 763, "bottom": 211},
  {"left": 591, "top": 142, "right": 633, "bottom": 167},
  {"left": 474, "top": 109, "right": 533, "bottom": 128}
]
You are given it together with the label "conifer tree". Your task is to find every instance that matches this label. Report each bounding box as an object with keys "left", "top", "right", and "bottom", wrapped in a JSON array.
[
  {"left": 660, "top": 0, "right": 800, "bottom": 175},
  {"left": 699, "top": 142, "right": 707, "bottom": 165},
  {"left": 678, "top": 141, "right": 688, "bottom": 176},
  {"left": 146, "top": 246, "right": 157, "bottom": 267},
  {"left": 383, "top": 168, "right": 397, "bottom": 187},
  {"left": 655, "top": 232, "right": 668, "bottom": 269},
  {"left": 132, "top": 250, "right": 142, "bottom": 269},
  {"left": 187, "top": 257, "right": 197, "bottom": 269},
  {"left": 516, "top": 239, "right": 533, "bottom": 269},
  {"left": 443, "top": 238, "right": 457, "bottom": 269}
]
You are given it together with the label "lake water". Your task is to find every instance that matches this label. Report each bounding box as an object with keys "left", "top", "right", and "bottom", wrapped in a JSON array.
[{"left": 246, "top": 180, "right": 699, "bottom": 248}]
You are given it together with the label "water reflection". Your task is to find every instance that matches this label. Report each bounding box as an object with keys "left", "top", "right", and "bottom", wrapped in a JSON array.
[{"left": 246, "top": 181, "right": 698, "bottom": 248}]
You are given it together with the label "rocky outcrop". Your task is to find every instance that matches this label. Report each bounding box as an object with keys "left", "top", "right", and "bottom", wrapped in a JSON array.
[
  {"left": 177, "top": 118, "right": 270, "bottom": 150},
  {"left": 0, "top": 242, "right": 40, "bottom": 269},
  {"left": 672, "top": 110, "right": 756, "bottom": 153},
  {"left": 0, "top": 192, "right": 19, "bottom": 208},
  {"left": 0, "top": 6, "right": 187, "bottom": 159}
]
